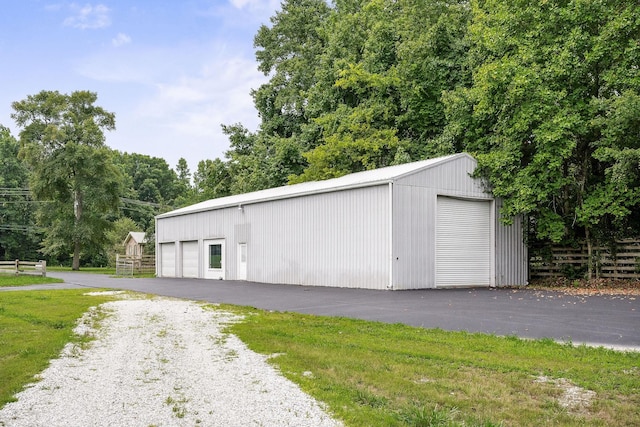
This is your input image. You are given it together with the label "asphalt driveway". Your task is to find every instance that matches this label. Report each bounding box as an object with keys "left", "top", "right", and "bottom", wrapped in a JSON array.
[{"left": 7, "top": 272, "right": 640, "bottom": 351}]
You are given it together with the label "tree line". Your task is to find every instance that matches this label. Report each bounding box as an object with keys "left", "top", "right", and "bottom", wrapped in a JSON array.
[
  {"left": 0, "top": 93, "right": 221, "bottom": 267},
  {"left": 216, "top": 0, "right": 639, "bottom": 253},
  {"left": 1, "top": 0, "right": 639, "bottom": 269}
]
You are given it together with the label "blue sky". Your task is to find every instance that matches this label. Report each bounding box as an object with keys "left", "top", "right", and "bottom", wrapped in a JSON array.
[{"left": 0, "top": 0, "right": 281, "bottom": 172}]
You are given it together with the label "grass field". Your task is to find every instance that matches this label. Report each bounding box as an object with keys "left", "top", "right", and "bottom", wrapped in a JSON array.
[
  {"left": 0, "top": 274, "right": 64, "bottom": 287},
  {"left": 1, "top": 291, "right": 638, "bottom": 426},
  {"left": 47, "top": 266, "right": 154, "bottom": 278},
  {"left": 47, "top": 266, "right": 117, "bottom": 275},
  {"left": 224, "top": 306, "right": 640, "bottom": 427},
  {"left": 0, "top": 290, "right": 115, "bottom": 407}
]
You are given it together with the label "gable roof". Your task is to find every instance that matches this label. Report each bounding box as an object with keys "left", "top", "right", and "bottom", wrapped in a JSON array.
[
  {"left": 157, "top": 152, "right": 474, "bottom": 219},
  {"left": 124, "top": 232, "right": 147, "bottom": 246}
]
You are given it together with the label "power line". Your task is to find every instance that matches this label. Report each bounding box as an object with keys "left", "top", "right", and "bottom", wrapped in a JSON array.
[{"left": 0, "top": 187, "right": 175, "bottom": 210}]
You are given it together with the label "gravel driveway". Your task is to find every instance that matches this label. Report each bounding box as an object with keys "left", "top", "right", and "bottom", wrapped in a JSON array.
[{"left": 0, "top": 293, "right": 342, "bottom": 427}]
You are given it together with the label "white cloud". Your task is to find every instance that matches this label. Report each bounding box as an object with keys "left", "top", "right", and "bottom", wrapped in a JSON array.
[
  {"left": 81, "top": 42, "right": 269, "bottom": 168},
  {"left": 64, "top": 3, "right": 111, "bottom": 29},
  {"left": 229, "top": 0, "right": 262, "bottom": 8},
  {"left": 139, "top": 55, "right": 266, "bottom": 139},
  {"left": 205, "top": 0, "right": 280, "bottom": 20},
  {"left": 112, "top": 33, "right": 131, "bottom": 47},
  {"left": 229, "top": 0, "right": 281, "bottom": 9}
]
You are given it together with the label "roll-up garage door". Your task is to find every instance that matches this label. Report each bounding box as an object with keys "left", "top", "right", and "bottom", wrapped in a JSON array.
[
  {"left": 181, "top": 241, "right": 199, "bottom": 278},
  {"left": 436, "top": 197, "right": 492, "bottom": 286},
  {"left": 160, "top": 243, "right": 176, "bottom": 277}
]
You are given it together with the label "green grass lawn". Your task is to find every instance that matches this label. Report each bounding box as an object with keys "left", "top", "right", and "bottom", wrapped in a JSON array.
[
  {"left": 0, "top": 274, "right": 64, "bottom": 287},
  {"left": 47, "top": 266, "right": 154, "bottom": 277},
  {"left": 223, "top": 306, "right": 640, "bottom": 427},
  {"left": 0, "top": 290, "right": 115, "bottom": 407},
  {"left": 47, "top": 266, "right": 117, "bottom": 275},
  {"left": 1, "top": 291, "right": 638, "bottom": 426}
]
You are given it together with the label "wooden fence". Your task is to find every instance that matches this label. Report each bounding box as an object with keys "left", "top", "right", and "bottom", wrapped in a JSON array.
[
  {"left": 0, "top": 260, "right": 47, "bottom": 277},
  {"left": 530, "top": 239, "right": 640, "bottom": 280},
  {"left": 115, "top": 254, "right": 155, "bottom": 276}
]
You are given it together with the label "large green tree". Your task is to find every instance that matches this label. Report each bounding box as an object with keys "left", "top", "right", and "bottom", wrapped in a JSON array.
[
  {"left": 220, "top": 0, "right": 331, "bottom": 192},
  {"left": 0, "top": 126, "right": 40, "bottom": 260},
  {"left": 12, "top": 90, "right": 122, "bottom": 270},
  {"left": 223, "top": 0, "right": 471, "bottom": 186},
  {"left": 442, "top": 0, "right": 640, "bottom": 274}
]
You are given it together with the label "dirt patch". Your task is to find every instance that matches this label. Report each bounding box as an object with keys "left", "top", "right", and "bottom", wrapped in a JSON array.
[
  {"left": 535, "top": 375, "right": 596, "bottom": 415},
  {"left": 528, "top": 278, "right": 640, "bottom": 297}
]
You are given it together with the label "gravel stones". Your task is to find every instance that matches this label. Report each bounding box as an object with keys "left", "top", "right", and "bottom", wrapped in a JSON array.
[{"left": 0, "top": 298, "right": 341, "bottom": 427}]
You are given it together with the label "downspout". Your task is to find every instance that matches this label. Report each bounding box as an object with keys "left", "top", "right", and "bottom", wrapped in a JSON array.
[{"left": 388, "top": 181, "right": 393, "bottom": 290}]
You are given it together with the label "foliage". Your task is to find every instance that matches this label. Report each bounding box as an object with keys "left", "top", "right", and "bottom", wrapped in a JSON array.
[
  {"left": 225, "top": 305, "right": 640, "bottom": 426},
  {"left": 113, "top": 151, "right": 181, "bottom": 229},
  {"left": 104, "top": 217, "right": 140, "bottom": 267},
  {"left": 214, "top": 0, "right": 639, "bottom": 245},
  {"left": 0, "top": 290, "right": 115, "bottom": 407},
  {"left": 4, "top": 0, "right": 639, "bottom": 261},
  {"left": 0, "top": 126, "right": 40, "bottom": 260},
  {"left": 442, "top": 0, "right": 640, "bottom": 244},
  {"left": 292, "top": 0, "right": 470, "bottom": 181},
  {"left": 11, "top": 91, "right": 122, "bottom": 270},
  {"left": 218, "top": 0, "right": 473, "bottom": 187},
  {"left": 191, "top": 158, "right": 232, "bottom": 203}
]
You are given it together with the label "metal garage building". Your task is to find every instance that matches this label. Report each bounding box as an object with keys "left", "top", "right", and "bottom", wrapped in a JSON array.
[{"left": 155, "top": 153, "right": 527, "bottom": 289}]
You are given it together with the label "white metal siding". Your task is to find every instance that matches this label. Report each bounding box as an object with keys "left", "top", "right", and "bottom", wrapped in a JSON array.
[
  {"left": 392, "top": 156, "right": 493, "bottom": 289},
  {"left": 156, "top": 185, "right": 390, "bottom": 288},
  {"left": 436, "top": 197, "right": 492, "bottom": 286},
  {"left": 181, "top": 241, "right": 198, "bottom": 278},
  {"left": 160, "top": 243, "right": 176, "bottom": 277},
  {"left": 247, "top": 186, "right": 390, "bottom": 288},
  {"left": 391, "top": 185, "right": 434, "bottom": 289},
  {"left": 156, "top": 154, "right": 528, "bottom": 289},
  {"left": 495, "top": 199, "right": 528, "bottom": 285},
  {"left": 395, "top": 155, "right": 485, "bottom": 195}
]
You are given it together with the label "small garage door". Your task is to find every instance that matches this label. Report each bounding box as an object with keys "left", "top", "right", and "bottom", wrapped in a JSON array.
[
  {"left": 160, "top": 243, "right": 176, "bottom": 277},
  {"left": 181, "top": 241, "right": 199, "bottom": 278},
  {"left": 436, "top": 197, "right": 492, "bottom": 286}
]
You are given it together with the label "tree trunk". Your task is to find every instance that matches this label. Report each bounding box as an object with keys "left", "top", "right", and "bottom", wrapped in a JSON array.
[
  {"left": 72, "top": 190, "right": 83, "bottom": 271},
  {"left": 72, "top": 241, "right": 81, "bottom": 271}
]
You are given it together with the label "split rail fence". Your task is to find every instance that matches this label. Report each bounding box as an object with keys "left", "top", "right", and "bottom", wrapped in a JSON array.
[
  {"left": 115, "top": 254, "right": 155, "bottom": 276},
  {"left": 530, "top": 239, "right": 640, "bottom": 280},
  {"left": 0, "top": 260, "right": 47, "bottom": 277}
]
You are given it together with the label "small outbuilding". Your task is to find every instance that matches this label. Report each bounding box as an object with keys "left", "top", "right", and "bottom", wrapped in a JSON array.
[
  {"left": 155, "top": 153, "right": 527, "bottom": 289},
  {"left": 123, "top": 232, "right": 147, "bottom": 258}
]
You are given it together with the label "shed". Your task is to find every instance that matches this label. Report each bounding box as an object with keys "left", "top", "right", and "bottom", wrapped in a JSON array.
[
  {"left": 123, "top": 232, "right": 147, "bottom": 258},
  {"left": 155, "top": 153, "right": 527, "bottom": 289}
]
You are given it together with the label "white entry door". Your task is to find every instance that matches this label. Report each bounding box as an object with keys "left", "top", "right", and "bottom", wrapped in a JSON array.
[
  {"left": 203, "top": 239, "right": 225, "bottom": 279},
  {"left": 237, "top": 243, "right": 247, "bottom": 280}
]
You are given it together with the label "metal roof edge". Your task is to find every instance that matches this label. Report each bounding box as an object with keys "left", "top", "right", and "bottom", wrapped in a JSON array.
[
  {"left": 156, "top": 153, "right": 475, "bottom": 220},
  {"left": 156, "top": 178, "right": 394, "bottom": 219},
  {"left": 391, "top": 152, "right": 474, "bottom": 181}
]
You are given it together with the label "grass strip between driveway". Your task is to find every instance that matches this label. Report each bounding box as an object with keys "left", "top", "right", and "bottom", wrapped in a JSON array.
[
  {"left": 1, "top": 291, "right": 638, "bottom": 426},
  {"left": 222, "top": 305, "right": 640, "bottom": 427},
  {"left": 0, "top": 289, "right": 116, "bottom": 407},
  {"left": 0, "top": 275, "right": 64, "bottom": 287}
]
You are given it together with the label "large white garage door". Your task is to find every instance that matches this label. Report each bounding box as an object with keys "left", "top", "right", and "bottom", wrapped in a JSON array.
[
  {"left": 160, "top": 243, "right": 176, "bottom": 277},
  {"left": 436, "top": 197, "right": 492, "bottom": 286},
  {"left": 181, "top": 241, "right": 199, "bottom": 278}
]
